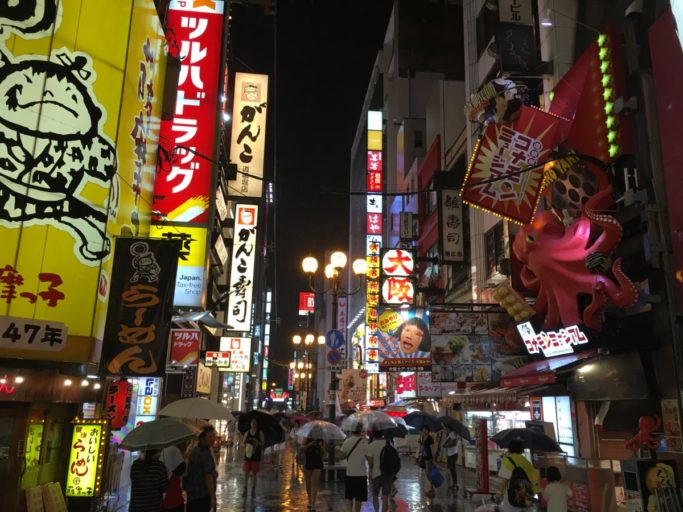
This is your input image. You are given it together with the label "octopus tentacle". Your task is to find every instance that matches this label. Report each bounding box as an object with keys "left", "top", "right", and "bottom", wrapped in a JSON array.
[
  {"left": 606, "top": 257, "right": 638, "bottom": 308},
  {"left": 584, "top": 186, "right": 622, "bottom": 254}
]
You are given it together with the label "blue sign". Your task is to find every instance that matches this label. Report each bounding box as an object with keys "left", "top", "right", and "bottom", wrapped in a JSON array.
[
  {"left": 327, "top": 349, "right": 341, "bottom": 365},
  {"left": 325, "top": 329, "right": 344, "bottom": 349}
]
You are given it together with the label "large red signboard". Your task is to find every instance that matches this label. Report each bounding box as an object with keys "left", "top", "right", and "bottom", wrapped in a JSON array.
[
  {"left": 169, "top": 329, "right": 200, "bottom": 366},
  {"left": 153, "top": 1, "right": 224, "bottom": 223}
]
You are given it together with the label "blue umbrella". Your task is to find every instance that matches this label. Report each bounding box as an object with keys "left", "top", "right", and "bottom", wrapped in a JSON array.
[{"left": 404, "top": 411, "right": 443, "bottom": 432}]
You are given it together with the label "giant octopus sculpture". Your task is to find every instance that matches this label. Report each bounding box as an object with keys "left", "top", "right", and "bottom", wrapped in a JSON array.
[{"left": 512, "top": 186, "right": 638, "bottom": 331}]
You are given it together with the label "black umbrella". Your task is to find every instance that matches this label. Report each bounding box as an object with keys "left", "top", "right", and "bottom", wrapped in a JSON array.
[
  {"left": 384, "top": 423, "right": 408, "bottom": 439},
  {"left": 404, "top": 411, "right": 443, "bottom": 432},
  {"left": 491, "top": 428, "right": 563, "bottom": 452},
  {"left": 439, "top": 416, "right": 472, "bottom": 442},
  {"left": 238, "top": 410, "right": 285, "bottom": 448}
]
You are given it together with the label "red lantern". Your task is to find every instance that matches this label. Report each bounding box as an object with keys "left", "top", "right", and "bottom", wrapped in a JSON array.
[{"left": 105, "top": 379, "right": 132, "bottom": 430}]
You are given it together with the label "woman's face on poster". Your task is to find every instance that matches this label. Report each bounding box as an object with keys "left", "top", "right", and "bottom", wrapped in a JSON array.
[{"left": 399, "top": 323, "right": 424, "bottom": 354}]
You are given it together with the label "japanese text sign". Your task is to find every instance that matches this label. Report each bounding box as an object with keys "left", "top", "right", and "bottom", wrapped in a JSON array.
[
  {"left": 219, "top": 337, "right": 252, "bottom": 372},
  {"left": 65, "top": 421, "right": 107, "bottom": 498},
  {"left": 439, "top": 189, "right": 464, "bottom": 262},
  {"left": 226, "top": 205, "right": 258, "bottom": 332},
  {"left": 105, "top": 379, "right": 133, "bottom": 430},
  {"left": 375, "top": 309, "right": 431, "bottom": 372},
  {"left": 381, "top": 249, "right": 415, "bottom": 276},
  {"left": 517, "top": 321, "right": 589, "bottom": 357},
  {"left": 102, "top": 239, "right": 180, "bottom": 376},
  {"left": 229, "top": 72, "right": 269, "bottom": 197},
  {"left": 498, "top": 0, "right": 533, "bottom": 24},
  {"left": 205, "top": 351, "right": 231, "bottom": 368},
  {"left": 462, "top": 106, "right": 564, "bottom": 224},
  {"left": 169, "top": 328, "right": 200, "bottom": 366},
  {"left": 150, "top": 225, "right": 207, "bottom": 307},
  {"left": 380, "top": 249, "right": 416, "bottom": 305},
  {"left": 0, "top": 316, "right": 67, "bottom": 352},
  {"left": 0, "top": 0, "right": 168, "bottom": 363},
  {"left": 381, "top": 277, "right": 415, "bottom": 305},
  {"left": 153, "top": 0, "right": 225, "bottom": 223}
]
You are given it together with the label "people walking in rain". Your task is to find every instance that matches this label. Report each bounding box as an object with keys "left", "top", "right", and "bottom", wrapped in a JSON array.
[
  {"left": 301, "top": 428, "right": 325, "bottom": 511},
  {"left": 367, "top": 429, "right": 394, "bottom": 511},
  {"left": 443, "top": 424, "right": 460, "bottom": 491},
  {"left": 417, "top": 425, "right": 436, "bottom": 497},
  {"left": 242, "top": 417, "right": 266, "bottom": 497},
  {"left": 160, "top": 442, "right": 187, "bottom": 512},
  {"left": 496, "top": 438, "right": 540, "bottom": 512},
  {"left": 338, "top": 422, "right": 368, "bottom": 512},
  {"left": 184, "top": 426, "right": 218, "bottom": 512},
  {"left": 129, "top": 449, "right": 169, "bottom": 512}
]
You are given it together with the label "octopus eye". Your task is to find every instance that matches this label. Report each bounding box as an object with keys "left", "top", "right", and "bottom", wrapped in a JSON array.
[{"left": 526, "top": 234, "right": 535, "bottom": 243}]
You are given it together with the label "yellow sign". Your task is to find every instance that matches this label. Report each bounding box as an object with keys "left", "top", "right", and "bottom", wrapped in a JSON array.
[
  {"left": 0, "top": 0, "right": 168, "bottom": 362},
  {"left": 378, "top": 310, "right": 402, "bottom": 333},
  {"left": 368, "top": 130, "right": 383, "bottom": 150},
  {"left": 149, "top": 224, "right": 207, "bottom": 307},
  {"left": 25, "top": 423, "right": 44, "bottom": 468},
  {"left": 65, "top": 420, "right": 107, "bottom": 498}
]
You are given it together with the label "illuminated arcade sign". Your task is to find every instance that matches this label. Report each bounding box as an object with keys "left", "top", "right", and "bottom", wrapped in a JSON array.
[
  {"left": 219, "top": 337, "right": 252, "bottom": 372},
  {"left": 65, "top": 419, "right": 108, "bottom": 498},
  {"left": 517, "top": 321, "right": 589, "bottom": 357}
]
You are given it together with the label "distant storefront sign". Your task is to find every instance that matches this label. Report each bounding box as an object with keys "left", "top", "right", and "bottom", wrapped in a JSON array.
[
  {"left": 298, "top": 292, "right": 315, "bottom": 315},
  {"left": 169, "top": 329, "right": 200, "bottom": 366},
  {"left": 196, "top": 363, "right": 212, "bottom": 394},
  {"left": 218, "top": 337, "right": 252, "bottom": 372}
]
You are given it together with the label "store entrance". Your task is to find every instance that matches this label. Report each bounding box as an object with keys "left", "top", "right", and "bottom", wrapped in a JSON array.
[{"left": 0, "top": 403, "right": 29, "bottom": 510}]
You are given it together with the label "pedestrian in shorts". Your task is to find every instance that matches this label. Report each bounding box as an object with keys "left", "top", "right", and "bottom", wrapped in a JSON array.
[{"left": 338, "top": 423, "right": 368, "bottom": 512}]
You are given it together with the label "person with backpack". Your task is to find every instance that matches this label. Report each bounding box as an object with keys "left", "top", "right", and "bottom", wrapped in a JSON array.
[
  {"left": 367, "top": 429, "right": 400, "bottom": 511},
  {"left": 338, "top": 423, "right": 368, "bottom": 512},
  {"left": 496, "top": 439, "right": 540, "bottom": 511}
]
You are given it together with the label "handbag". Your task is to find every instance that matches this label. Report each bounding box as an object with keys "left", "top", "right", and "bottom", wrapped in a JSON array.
[{"left": 428, "top": 466, "right": 445, "bottom": 488}]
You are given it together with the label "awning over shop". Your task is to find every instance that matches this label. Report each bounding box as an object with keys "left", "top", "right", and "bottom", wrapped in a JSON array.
[{"left": 499, "top": 350, "right": 598, "bottom": 388}]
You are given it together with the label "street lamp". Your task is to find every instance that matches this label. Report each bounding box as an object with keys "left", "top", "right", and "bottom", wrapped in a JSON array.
[
  {"left": 292, "top": 332, "right": 323, "bottom": 412},
  {"left": 302, "top": 250, "right": 366, "bottom": 466}
]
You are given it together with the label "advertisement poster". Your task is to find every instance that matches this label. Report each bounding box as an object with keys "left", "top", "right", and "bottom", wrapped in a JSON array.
[
  {"left": 169, "top": 329, "right": 201, "bottom": 366},
  {"left": 340, "top": 369, "right": 368, "bottom": 403},
  {"left": 102, "top": 238, "right": 180, "bottom": 376},
  {"left": 376, "top": 308, "right": 431, "bottom": 372},
  {"left": 65, "top": 420, "right": 107, "bottom": 497},
  {"left": 0, "top": 0, "right": 168, "bottom": 363},
  {"left": 430, "top": 312, "right": 525, "bottom": 382}
]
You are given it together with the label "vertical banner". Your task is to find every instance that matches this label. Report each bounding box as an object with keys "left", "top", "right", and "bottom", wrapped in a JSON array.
[
  {"left": 229, "top": 73, "right": 269, "bottom": 197},
  {"left": 226, "top": 204, "right": 258, "bottom": 331},
  {"left": 439, "top": 189, "right": 464, "bottom": 262},
  {"left": 102, "top": 238, "right": 180, "bottom": 376},
  {"left": 65, "top": 419, "right": 108, "bottom": 497},
  {"left": 153, "top": 0, "right": 225, "bottom": 223}
]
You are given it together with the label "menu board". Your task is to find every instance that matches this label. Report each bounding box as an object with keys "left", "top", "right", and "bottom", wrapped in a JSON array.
[{"left": 662, "top": 399, "right": 683, "bottom": 452}]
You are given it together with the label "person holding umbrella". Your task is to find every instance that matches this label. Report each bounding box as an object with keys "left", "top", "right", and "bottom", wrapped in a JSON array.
[
  {"left": 417, "top": 425, "right": 436, "bottom": 497},
  {"left": 443, "top": 424, "right": 460, "bottom": 491},
  {"left": 184, "top": 425, "right": 218, "bottom": 512},
  {"left": 129, "top": 449, "right": 168, "bottom": 512},
  {"left": 242, "top": 417, "right": 265, "bottom": 497},
  {"left": 301, "top": 427, "right": 325, "bottom": 511},
  {"left": 495, "top": 438, "right": 540, "bottom": 511}
]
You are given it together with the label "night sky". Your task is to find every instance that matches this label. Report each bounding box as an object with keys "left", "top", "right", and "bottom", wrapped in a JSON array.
[{"left": 230, "top": 0, "right": 394, "bottom": 387}]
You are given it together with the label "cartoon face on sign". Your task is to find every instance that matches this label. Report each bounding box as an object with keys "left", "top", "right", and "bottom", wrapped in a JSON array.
[{"left": 0, "top": 1, "right": 118, "bottom": 265}]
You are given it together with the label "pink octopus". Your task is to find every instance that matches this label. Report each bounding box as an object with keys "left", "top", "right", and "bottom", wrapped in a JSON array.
[{"left": 512, "top": 186, "right": 638, "bottom": 331}]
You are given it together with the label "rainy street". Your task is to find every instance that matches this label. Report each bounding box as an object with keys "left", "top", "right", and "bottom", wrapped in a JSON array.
[{"left": 213, "top": 442, "right": 517, "bottom": 512}]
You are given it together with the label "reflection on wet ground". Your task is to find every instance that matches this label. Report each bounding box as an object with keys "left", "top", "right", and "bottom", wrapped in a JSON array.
[{"left": 214, "top": 443, "right": 527, "bottom": 511}]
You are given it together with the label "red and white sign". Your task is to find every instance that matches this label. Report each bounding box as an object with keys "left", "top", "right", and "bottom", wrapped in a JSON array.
[
  {"left": 219, "top": 336, "right": 252, "bottom": 372},
  {"left": 298, "top": 292, "right": 315, "bottom": 314},
  {"left": 381, "top": 277, "right": 415, "bottom": 305},
  {"left": 381, "top": 249, "right": 415, "bottom": 276},
  {"left": 229, "top": 73, "right": 269, "bottom": 197},
  {"left": 169, "top": 329, "right": 200, "bottom": 366},
  {"left": 226, "top": 204, "right": 258, "bottom": 331},
  {"left": 517, "top": 321, "right": 588, "bottom": 357},
  {"left": 105, "top": 379, "right": 132, "bottom": 430},
  {"left": 396, "top": 372, "right": 416, "bottom": 398},
  {"left": 337, "top": 297, "right": 348, "bottom": 333},
  {"left": 153, "top": 0, "right": 224, "bottom": 223}
]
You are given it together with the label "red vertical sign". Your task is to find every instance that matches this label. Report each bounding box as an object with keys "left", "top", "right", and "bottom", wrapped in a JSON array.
[{"left": 153, "top": 1, "right": 225, "bottom": 223}]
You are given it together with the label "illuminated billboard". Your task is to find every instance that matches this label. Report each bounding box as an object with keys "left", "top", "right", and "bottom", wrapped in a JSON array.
[
  {"left": 65, "top": 419, "right": 108, "bottom": 497},
  {"left": 226, "top": 204, "right": 258, "bottom": 332},
  {"left": 0, "top": 0, "right": 168, "bottom": 363}
]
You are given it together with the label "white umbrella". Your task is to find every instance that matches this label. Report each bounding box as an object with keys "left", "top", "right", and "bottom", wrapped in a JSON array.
[
  {"left": 120, "top": 418, "right": 196, "bottom": 451},
  {"left": 296, "top": 420, "right": 347, "bottom": 441},
  {"left": 158, "top": 397, "right": 232, "bottom": 420},
  {"left": 341, "top": 411, "right": 397, "bottom": 431}
]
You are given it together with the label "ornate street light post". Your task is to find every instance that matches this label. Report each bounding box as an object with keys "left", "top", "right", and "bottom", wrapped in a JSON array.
[{"left": 302, "top": 251, "right": 366, "bottom": 467}]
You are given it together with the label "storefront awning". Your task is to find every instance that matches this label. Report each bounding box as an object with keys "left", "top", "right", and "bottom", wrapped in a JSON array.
[{"left": 499, "top": 350, "right": 598, "bottom": 388}]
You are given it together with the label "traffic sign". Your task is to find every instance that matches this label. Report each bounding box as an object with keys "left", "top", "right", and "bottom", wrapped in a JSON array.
[
  {"left": 325, "top": 329, "right": 344, "bottom": 349},
  {"left": 327, "top": 349, "right": 342, "bottom": 366}
]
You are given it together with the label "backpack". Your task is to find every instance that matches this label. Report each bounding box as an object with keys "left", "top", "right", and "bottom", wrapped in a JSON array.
[
  {"left": 506, "top": 456, "right": 534, "bottom": 508},
  {"left": 380, "top": 441, "right": 401, "bottom": 476}
]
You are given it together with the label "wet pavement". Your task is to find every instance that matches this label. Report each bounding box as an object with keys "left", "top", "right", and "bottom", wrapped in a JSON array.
[{"left": 215, "top": 443, "right": 513, "bottom": 511}]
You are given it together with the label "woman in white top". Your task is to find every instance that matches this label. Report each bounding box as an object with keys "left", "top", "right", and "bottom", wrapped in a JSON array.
[{"left": 443, "top": 425, "right": 460, "bottom": 490}]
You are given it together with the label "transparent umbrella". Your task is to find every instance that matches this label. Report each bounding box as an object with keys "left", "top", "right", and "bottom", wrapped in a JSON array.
[
  {"left": 341, "top": 411, "right": 397, "bottom": 432},
  {"left": 296, "top": 420, "right": 347, "bottom": 441},
  {"left": 158, "top": 397, "right": 232, "bottom": 420}
]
